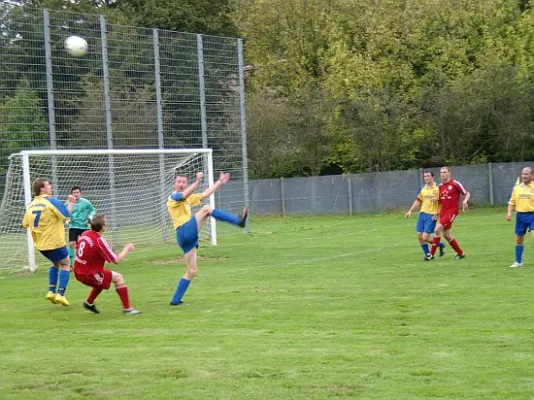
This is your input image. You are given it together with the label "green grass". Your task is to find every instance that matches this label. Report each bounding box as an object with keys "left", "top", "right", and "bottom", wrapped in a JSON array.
[{"left": 2, "top": 209, "right": 534, "bottom": 399}]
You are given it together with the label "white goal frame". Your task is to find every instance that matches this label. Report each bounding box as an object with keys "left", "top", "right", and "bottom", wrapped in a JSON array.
[{"left": 13, "top": 148, "right": 216, "bottom": 272}]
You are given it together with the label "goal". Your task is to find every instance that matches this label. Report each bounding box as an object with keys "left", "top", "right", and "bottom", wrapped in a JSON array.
[{"left": 0, "top": 149, "right": 216, "bottom": 273}]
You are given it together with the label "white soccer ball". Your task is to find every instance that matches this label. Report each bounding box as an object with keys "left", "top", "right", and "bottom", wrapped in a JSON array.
[{"left": 64, "top": 36, "right": 88, "bottom": 57}]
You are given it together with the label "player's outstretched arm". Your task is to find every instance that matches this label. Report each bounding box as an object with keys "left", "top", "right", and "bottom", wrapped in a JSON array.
[
  {"left": 405, "top": 199, "right": 420, "bottom": 218},
  {"left": 113, "top": 243, "right": 135, "bottom": 264},
  {"left": 202, "top": 172, "right": 230, "bottom": 199},
  {"left": 179, "top": 172, "right": 204, "bottom": 200}
]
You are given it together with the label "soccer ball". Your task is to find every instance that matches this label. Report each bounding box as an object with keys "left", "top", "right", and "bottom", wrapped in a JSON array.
[{"left": 64, "top": 36, "right": 88, "bottom": 57}]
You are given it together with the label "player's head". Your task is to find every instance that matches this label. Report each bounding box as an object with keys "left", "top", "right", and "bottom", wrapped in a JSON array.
[
  {"left": 423, "top": 171, "right": 434, "bottom": 185},
  {"left": 440, "top": 167, "right": 451, "bottom": 182},
  {"left": 90, "top": 214, "right": 107, "bottom": 233},
  {"left": 70, "top": 186, "right": 82, "bottom": 200},
  {"left": 174, "top": 176, "right": 188, "bottom": 192},
  {"left": 521, "top": 167, "right": 533, "bottom": 184},
  {"left": 33, "top": 178, "right": 52, "bottom": 196}
]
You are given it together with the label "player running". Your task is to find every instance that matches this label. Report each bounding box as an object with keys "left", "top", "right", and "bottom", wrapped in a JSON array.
[
  {"left": 506, "top": 167, "right": 534, "bottom": 268},
  {"left": 22, "top": 178, "right": 75, "bottom": 306},
  {"left": 73, "top": 215, "right": 140, "bottom": 315},
  {"left": 405, "top": 171, "right": 446, "bottom": 260},
  {"left": 167, "top": 171, "right": 248, "bottom": 306},
  {"left": 428, "top": 167, "right": 470, "bottom": 260},
  {"left": 66, "top": 186, "right": 96, "bottom": 267}
]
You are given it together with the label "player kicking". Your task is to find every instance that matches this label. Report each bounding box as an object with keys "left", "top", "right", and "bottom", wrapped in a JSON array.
[
  {"left": 73, "top": 215, "right": 140, "bottom": 315},
  {"left": 66, "top": 186, "right": 96, "bottom": 267},
  {"left": 167, "top": 171, "right": 248, "bottom": 306},
  {"left": 506, "top": 167, "right": 534, "bottom": 268},
  {"left": 428, "top": 167, "right": 470, "bottom": 260},
  {"left": 405, "top": 171, "right": 446, "bottom": 260},
  {"left": 22, "top": 178, "right": 75, "bottom": 306}
]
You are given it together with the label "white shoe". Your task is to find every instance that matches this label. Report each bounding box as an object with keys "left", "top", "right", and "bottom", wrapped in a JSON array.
[{"left": 509, "top": 262, "right": 523, "bottom": 268}]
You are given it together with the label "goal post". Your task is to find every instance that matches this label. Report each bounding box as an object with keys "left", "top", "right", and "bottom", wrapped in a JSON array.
[{"left": 0, "top": 148, "right": 217, "bottom": 273}]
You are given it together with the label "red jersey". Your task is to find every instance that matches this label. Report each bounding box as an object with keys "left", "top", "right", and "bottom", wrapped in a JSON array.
[
  {"left": 73, "top": 230, "right": 118, "bottom": 275},
  {"left": 439, "top": 179, "right": 467, "bottom": 215}
]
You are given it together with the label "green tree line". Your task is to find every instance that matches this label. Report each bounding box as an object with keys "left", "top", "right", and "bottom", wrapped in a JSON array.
[{"left": 2, "top": 0, "right": 534, "bottom": 178}]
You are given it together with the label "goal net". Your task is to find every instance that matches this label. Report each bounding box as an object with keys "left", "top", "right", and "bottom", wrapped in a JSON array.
[{"left": 0, "top": 149, "right": 216, "bottom": 273}]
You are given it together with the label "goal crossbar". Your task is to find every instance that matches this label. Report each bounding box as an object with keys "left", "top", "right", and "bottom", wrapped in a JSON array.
[{"left": 10, "top": 148, "right": 213, "bottom": 158}]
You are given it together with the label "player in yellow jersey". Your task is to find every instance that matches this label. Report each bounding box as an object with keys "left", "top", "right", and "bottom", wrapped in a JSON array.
[
  {"left": 405, "top": 171, "right": 446, "bottom": 260},
  {"left": 167, "top": 171, "right": 248, "bottom": 305},
  {"left": 506, "top": 167, "right": 534, "bottom": 268},
  {"left": 22, "top": 178, "right": 75, "bottom": 306}
]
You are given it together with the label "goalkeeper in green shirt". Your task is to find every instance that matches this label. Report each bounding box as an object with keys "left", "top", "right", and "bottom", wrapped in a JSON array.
[{"left": 66, "top": 186, "right": 96, "bottom": 266}]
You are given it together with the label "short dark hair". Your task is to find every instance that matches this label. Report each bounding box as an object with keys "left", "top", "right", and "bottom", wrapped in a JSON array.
[
  {"left": 423, "top": 170, "right": 434, "bottom": 177},
  {"left": 32, "top": 178, "right": 49, "bottom": 197},
  {"left": 90, "top": 215, "right": 106, "bottom": 232},
  {"left": 71, "top": 186, "right": 81, "bottom": 193}
]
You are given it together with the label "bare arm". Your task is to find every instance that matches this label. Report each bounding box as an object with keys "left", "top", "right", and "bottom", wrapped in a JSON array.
[
  {"left": 181, "top": 173, "right": 204, "bottom": 200},
  {"left": 67, "top": 195, "right": 76, "bottom": 214},
  {"left": 462, "top": 191, "right": 471, "bottom": 212},
  {"left": 405, "top": 199, "right": 420, "bottom": 218},
  {"left": 506, "top": 204, "right": 514, "bottom": 221},
  {"left": 113, "top": 243, "right": 135, "bottom": 264},
  {"left": 202, "top": 172, "right": 230, "bottom": 199}
]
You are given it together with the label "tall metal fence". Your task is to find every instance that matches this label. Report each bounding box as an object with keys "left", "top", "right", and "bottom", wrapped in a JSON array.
[
  {"left": 0, "top": 6, "right": 248, "bottom": 212},
  {"left": 215, "top": 163, "right": 529, "bottom": 216}
]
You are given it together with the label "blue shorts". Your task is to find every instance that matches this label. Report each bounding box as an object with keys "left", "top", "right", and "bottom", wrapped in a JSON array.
[
  {"left": 176, "top": 216, "right": 199, "bottom": 254},
  {"left": 416, "top": 213, "right": 437, "bottom": 234},
  {"left": 39, "top": 246, "right": 69, "bottom": 263},
  {"left": 515, "top": 212, "right": 534, "bottom": 236}
]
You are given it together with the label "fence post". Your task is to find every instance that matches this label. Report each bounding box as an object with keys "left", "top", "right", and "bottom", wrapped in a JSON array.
[
  {"left": 237, "top": 39, "right": 251, "bottom": 233},
  {"left": 153, "top": 28, "right": 168, "bottom": 241},
  {"left": 488, "top": 162, "right": 494, "bottom": 206},
  {"left": 280, "top": 177, "right": 286, "bottom": 216},
  {"left": 347, "top": 174, "right": 353, "bottom": 215},
  {"left": 42, "top": 9, "right": 58, "bottom": 187},
  {"left": 418, "top": 167, "right": 423, "bottom": 187},
  {"left": 100, "top": 15, "right": 118, "bottom": 243},
  {"left": 196, "top": 34, "right": 208, "bottom": 149}
]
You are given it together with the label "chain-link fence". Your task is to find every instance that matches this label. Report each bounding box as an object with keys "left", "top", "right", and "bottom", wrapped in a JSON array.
[
  {"left": 0, "top": 6, "right": 249, "bottom": 212},
  {"left": 235, "top": 163, "right": 531, "bottom": 215}
]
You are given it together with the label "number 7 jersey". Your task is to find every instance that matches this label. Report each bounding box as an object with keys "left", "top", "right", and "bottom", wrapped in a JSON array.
[{"left": 22, "top": 195, "right": 71, "bottom": 251}]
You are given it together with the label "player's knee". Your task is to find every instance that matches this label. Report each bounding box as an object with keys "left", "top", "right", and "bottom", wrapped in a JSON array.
[
  {"left": 201, "top": 205, "right": 213, "bottom": 215},
  {"left": 187, "top": 264, "right": 198, "bottom": 277},
  {"left": 113, "top": 272, "right": 125, "bottom": 285}
]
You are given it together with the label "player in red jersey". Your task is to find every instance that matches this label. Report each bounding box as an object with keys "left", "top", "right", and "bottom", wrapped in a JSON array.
[
  {"left": 427, "top": 167, "right": 470, "bottom": 260},
  {"left": 73, "top": 215, "right": 140, "bottom": 315}
]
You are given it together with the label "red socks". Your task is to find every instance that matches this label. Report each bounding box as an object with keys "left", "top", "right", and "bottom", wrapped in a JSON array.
[
  {"left": 87, "top": 287, "right": 103, "bottom": 304},
  {"left": 447, "top": 238, "right": 464, "bottom": 256},
  {"left": 116, "top": 285, "right": 131, "bottom": 310},
  {"left": 430, "top": 236, "right": 441, "bottom": 256}
]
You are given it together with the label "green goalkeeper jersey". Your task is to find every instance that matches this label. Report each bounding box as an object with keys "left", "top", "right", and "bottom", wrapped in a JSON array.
[{"left": 66, "top": 197, "right": 96, "bottom": 229}]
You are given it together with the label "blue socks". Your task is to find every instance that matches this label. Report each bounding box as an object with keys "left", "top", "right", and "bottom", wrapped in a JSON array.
[
  {"left": 57, "top": 270, "right": 70, "bottom": 296},
  {"left": 48, "top": 266, "right": 58, "bottom": 293},
  {"left": 211, "top": 208, "right": 239, "bottom": 225},
  {"left": 171, "top": 278, "right": 191, "bottom": 304},
  {"left": 438, "top": 242, "right": 445, "bottom": 249},
  {"left": 516, "top": 245, "right": 524, "bottom": 264},
  {"left": 421, "top": 244, "right": 430, "bottom": 255}
]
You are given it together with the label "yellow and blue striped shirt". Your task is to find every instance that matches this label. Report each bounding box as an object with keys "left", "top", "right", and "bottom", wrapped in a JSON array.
[
  {"left": 167, "top": 193, "right": 205, "bottom": 229},
  {"left": 417, "top": 184, "right": 440, "bottom": 215},
  {"left": 22, "top": 195, "right": 71, "bottom": 251}
]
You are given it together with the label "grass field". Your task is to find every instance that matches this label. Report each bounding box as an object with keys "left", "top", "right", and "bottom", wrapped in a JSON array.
[{"left": 2, "top": 208, "right": 534, "bottom": 399}]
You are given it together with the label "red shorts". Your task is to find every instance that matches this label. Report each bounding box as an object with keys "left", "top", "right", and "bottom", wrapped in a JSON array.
[
  {"left": 74, "top": 269, "right": 113, "bottom": 290},
  {"left": 440, "top": 212, "right": 458, "bottom": 230}
]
